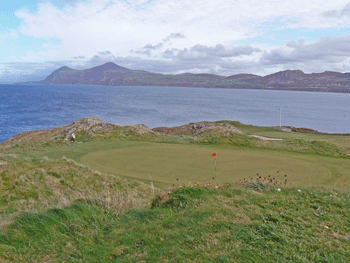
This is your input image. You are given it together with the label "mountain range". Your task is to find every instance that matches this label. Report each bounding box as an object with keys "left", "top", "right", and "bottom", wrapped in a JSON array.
[{"left": 39, "top": 62, "right": 350, "bottom": 93}]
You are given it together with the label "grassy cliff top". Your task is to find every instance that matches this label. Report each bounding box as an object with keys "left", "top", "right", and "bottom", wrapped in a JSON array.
[{"left": 0, "top": 118, "right": 349, "bottom": 262}]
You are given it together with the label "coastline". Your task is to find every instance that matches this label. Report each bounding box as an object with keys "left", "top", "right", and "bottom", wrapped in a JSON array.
[{"left": 8, "top": 82, "right": 350, "bottom": 94}]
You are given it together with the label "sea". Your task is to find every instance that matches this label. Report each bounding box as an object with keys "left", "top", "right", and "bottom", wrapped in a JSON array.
[{"left": 1, "top": 84, "right": 349, "bottom": 143}]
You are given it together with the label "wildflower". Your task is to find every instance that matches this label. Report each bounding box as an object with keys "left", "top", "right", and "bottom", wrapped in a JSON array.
[
  {"left": 277, "top": 188, "right": 281, "bottom": 192},
  {"left": 298, "top": 189, "right": 301, "bottom": 192}
]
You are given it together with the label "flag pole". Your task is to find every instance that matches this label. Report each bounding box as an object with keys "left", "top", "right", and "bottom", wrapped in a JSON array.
[
  {"left": 279, "top": 108, "right": 282, "bottom": 128},
  {"left": 212, "top": 153, "right": 217, "bottom": 173}
]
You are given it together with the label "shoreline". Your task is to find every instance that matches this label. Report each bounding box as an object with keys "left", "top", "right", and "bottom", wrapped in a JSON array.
[
  {"left": 1, "top": 119, "right": 349, "bottom": 146},
  {"left": 5, "top": 82, "right": 350, "bottom": 94}
]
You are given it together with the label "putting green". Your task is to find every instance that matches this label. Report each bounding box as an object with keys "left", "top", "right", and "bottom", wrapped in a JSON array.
[{"left": 78, "top": 142, "right": 350, "bottom": 188}]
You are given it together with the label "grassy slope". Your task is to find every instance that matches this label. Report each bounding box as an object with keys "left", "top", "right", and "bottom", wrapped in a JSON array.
[
  {"left": 1, "top": 121, "right": 350, "bottom": 262},
  {"left": 1, "top": 185, "right": 349, "bottom": 262}
]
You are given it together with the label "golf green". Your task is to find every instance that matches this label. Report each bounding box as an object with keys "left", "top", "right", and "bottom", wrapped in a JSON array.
[{"left": 76, "top": 142, "right": 350, "bottom": 188}]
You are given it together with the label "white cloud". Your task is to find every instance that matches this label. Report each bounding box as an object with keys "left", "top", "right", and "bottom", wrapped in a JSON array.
[
  {"left": 14, "top": 0, "right": 350, "bottom": 61},
  {"left": 1, "top": 0, "right": 350, "bottom": 80},
  {"left": 323, "top": 3, "right": 350, "bottom": 18},
  {"left": 0, "top": 30, "right": 19, "bottom": 39},
  {"left": 260, "top": 34, "right": 350, "bottom": 72}
]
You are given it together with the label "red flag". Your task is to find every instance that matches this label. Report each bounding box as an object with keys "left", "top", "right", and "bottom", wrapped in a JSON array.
[{"left": 212, "top": 153, "right": 216, "bottom": 157}]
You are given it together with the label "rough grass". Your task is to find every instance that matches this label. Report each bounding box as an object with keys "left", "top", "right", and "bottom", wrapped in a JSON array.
[
  {"left": 0, "top": 154, "right": 155, "bottom": 230},
  {"left": 0, "top": 184, "right": 349, "bottom": 262}
]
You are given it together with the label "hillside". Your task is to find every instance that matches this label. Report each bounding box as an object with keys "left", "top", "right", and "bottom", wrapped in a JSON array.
[{"left": 38, "top": 62, "right": 350, "bottom": 93}]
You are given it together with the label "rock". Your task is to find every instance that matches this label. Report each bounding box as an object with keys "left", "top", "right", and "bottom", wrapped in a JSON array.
[
  {"left": 152, "top": 122, "right": 242, "bottom": 136},
  {"left": 63, "top": 117, "right": 120, "bottom": 141},
  {"left": 128, "top": 124, "right": 155, "bottom": 136}
]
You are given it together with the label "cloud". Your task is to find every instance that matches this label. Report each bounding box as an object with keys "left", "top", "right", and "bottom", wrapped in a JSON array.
[
  {"left": 134, "top": 32, "right": 185, "bottom": 56},
  {"left": 163, "top": 32, "right": 185, "bottom": 42},
  {"left": 0, "top": 30, "right": 19, "bottom": 39},
  {"left": 0, "top": 62, "right": 61, "bottom": 83},
  {"left": 261, "top": 35, "right": 350, "bottom": 64},
  {"left": 134, "top": 43, "right": 164, "bottom": 56},
  {"left": 163, "top": 44, "right": 261, "bottom": 60},
  {"left": 14, "top": 0, "right": 348, "bottom": 63},
  {"left": 4, "top": 0, "right": 350, "bottom": 79},
  {"left": 59, "top": 0, "right": 82, "bottom": 3},
  {"left": 323, "top": 3, "right": 350, "bottom": 18},
  {"left": 260, "top": 34, "right": 350, "bottom": 72},
  {"left": 98, "top": 51, "right": 112, "bottom": 55}
]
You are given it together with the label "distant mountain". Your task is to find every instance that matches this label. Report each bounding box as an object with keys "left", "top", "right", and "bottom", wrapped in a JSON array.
[
  {"left": 41, "top": 62, "right": 226, "bottom": 87},
  {"left": 224, "top": 73, "right": 261, "bottom": 81},
  {"left": 40, "top": 62, "right": 350, "bottom": 93},
  {"left": 258, "top": 70, "right": 346, "bottom": 88}
]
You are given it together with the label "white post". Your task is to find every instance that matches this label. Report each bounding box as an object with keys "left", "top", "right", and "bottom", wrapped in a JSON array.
[{"left": 279, "top": 108, "right": 282, "bottom": 128}]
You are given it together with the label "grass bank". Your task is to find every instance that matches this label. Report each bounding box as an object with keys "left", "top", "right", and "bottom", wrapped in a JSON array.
[{"left": 0, "top": 184, "right": 349, "bottom": 262}]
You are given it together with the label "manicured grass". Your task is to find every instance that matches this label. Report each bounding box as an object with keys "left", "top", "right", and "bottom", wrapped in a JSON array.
[{"left": 26, "top": 140, "right": 350, "bottom": 189}]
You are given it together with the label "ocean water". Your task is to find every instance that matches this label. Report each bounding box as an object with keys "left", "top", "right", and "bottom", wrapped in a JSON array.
[{"left": 1, "top": 84, "right": 350, "bottom": 143}]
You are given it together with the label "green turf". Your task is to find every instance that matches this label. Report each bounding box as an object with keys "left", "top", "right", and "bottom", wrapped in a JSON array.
[
  {"left": 1, "top": 185, "right": 349, "bottom": 262},
  {"left": 26, "top": 140, "right": 350, "bottom": 189}
]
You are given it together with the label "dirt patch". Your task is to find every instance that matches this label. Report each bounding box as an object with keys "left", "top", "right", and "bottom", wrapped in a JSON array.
[{"left": 249, "top": 135, "right": 283, "bottom": 141}]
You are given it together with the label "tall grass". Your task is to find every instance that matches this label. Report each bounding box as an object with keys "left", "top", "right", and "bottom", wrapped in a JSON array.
[
  {"left": 0, "top": 154, "right": 155, "bottom": 230},
  {"left": 0, "top": 184, "right": 349, "bottom": 262}
]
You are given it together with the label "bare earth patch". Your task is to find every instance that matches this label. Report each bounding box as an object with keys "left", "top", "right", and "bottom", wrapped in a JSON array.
[{"left": 249, "top": 135, "right": 283, "bottom": 141}]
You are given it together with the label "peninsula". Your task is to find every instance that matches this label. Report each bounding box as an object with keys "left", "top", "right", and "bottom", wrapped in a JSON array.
[{"left": 37, "top": 62, "right": 350, "bottom": 93}]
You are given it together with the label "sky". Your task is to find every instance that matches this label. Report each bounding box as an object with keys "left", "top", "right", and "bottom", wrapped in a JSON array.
[{"left": 1, "top": 0, "right": 350, "bottom": 83}]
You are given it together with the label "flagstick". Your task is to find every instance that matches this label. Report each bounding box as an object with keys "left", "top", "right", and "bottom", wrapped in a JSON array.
[{"left": 215, "top": 156, "right": 216, "bottom": 171}]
